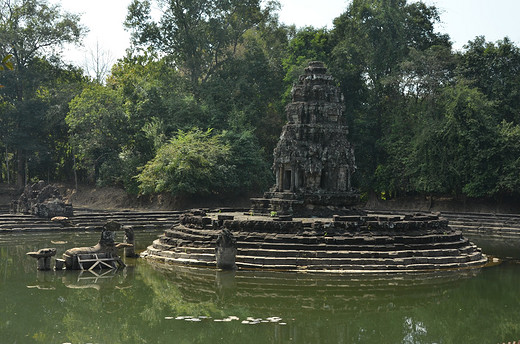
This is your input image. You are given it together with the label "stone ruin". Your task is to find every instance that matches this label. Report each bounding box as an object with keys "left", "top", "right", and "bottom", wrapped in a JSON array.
[
  {"left": 251, "top": 61, "right": 359, "bottom": 216},
  {"left": 61, "top": 221, "right": 128, "bottom": 270},
  {"left": 10, "top": 180, "right": 73, "bottom": 218},
  {"left": 142, "top": 209, "right": 488, "bottom": 272},
  {"left": 141, "top": 61, "right": 489, "bottom": 273},
  {"left": 27, "top": 221, "right": 134, "bottom": 271}
]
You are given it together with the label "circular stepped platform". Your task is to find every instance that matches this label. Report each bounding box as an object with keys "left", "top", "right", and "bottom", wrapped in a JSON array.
[{"left": 142, "top": 211, "right": 488, "bottom": 273}]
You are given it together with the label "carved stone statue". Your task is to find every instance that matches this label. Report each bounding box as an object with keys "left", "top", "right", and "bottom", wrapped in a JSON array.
[
  {"left": 62, "top": 221, "right": 129, "bottom": 270},
  {"left": 215, "top": 229, "right": 237, "bottom": 270}
]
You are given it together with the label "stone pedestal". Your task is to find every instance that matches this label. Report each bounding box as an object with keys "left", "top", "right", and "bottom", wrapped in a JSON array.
[
  {"left": 27, "top": 248, "right": 57, "bottom": 271},
  {"left": 55, "top": 259, "right": 65, "bottom": 270},
  {"left": 124, "top": 225, "right": 138, "bottom": 258}
]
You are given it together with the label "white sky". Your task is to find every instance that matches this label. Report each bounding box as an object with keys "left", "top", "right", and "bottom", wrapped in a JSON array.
[{"left": 50, "top": 0, "right": 520, "bottom": 68}]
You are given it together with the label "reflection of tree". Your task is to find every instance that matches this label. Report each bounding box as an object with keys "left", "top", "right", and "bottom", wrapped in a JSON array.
[
  {"left": 50, "top": 268, "right": 151, "bottom": 344},
  {"left": 137, "top": 264, "right": 220, "bottom": 324},
  {"left": 0, "top": 235, "right": 149, "bottom": 343},
  {"left": 138, "top": 263, "right": 487, "bottom": 343}
]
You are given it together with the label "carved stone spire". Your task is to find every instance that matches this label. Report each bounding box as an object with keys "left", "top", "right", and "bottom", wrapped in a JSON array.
[{"left": 251, "top": 61, "right": 359, "bottom": 216}]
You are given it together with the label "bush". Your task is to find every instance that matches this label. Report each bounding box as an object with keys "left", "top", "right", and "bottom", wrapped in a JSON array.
[{"left": 136, "top": 128, "right": 273, "bottom": 197}]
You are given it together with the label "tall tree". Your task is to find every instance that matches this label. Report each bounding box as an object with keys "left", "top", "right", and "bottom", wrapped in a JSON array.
[
  {"left": 0, "top": 0, "right": 85, "bottom": 186},
  {"left": 330, "top": 0, "right": 450, "bottom": 191},
  {"left": 410, "top": 82, "right": 498, "bottom": 197},
  {"left": 282, "top": 26, "right": 333, "bottom": 100},
  {"left": 458, "top": 36, "right": 520, "bottom": 124},
  {"left": 66, "top": 84, "right": 128, "bottom": 184},
  {"left": 124, "top": 0, "right": 279, "bottom": 92},
  {"left": 0, "top": 54, "right": 13, "bottom": 86}
]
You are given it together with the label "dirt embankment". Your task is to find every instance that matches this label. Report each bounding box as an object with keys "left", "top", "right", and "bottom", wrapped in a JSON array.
[
  {"left": 364, "top": 192, "right": 520, "bottom": 214},
  {"left": 1, "top": 183, "right": 519, "bottom": 214},
  {"left": 0, "top": 184, "right": 16, "bottom": 209},
  {"left": 1, "top": 182, "right": 253, "bottom": 211},
  {"left": 59, "top": 184, "right": 253, "bottom": 211}
]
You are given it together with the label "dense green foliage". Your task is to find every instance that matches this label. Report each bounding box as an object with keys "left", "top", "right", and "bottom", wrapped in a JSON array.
[
  {"left": 2, "top": 0, "right": 520, "bottom": 201},
  {"left": 137, "top": 129, "right": 271, "bottom": 196},
  {"left": 0, "top": 0, "right": 86, "bottom": 185}
]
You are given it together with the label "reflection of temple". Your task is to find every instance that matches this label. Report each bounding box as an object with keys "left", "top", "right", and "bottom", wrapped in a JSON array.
[
  {"left": 252, "top": 61, "right": 359, "bottom": 216},
  {"left": 146, "top": 263, "right": 479, "bottom": 313}
]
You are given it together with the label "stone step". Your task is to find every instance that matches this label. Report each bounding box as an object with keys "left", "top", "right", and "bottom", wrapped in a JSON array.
[
  {"left": 159, "top": 233, "right": 470, "bottom": 252},
  {"left": 157, "top": 242, "right": 474, "bottom": 260},
  {"left": 71, "top": 220, "right": 178, "bottom": 227},
  {"left": 162, "top": 227, "right": 466, "bottom": 248},
  {"left": 71, "top": 218, "right": 179, "bottom": 224},
  {"left": 0, "top": 226, "right": 79, "bottom": 233},
  {"left": 448, "top": 220, "right": 520, "bottom": 228},
  {"left": 233, "top": 252, "right": 483, "bottom": 267},
  {"left": 150, "top": 249, "right": 216, "bottom": 262},
  {"left": 451, "top": 225, "right": 520, "bottom": 233},
  {"left": 235, "top": 247, "right": 469, "bottom": 259},
  {"left": 442, "top": 213, "right": 520, "bottom": 220},
  {"left": 142, "top": 247, "right": 215, "bottom": 267},
  {"left": 233, "top": 256, "right": 487, "bottom": 272},
  {"left": 152, "top": 244, "right": 483, "bottom": 265},
  {"left": 151, "top": 241, "right": 478, "bottom": 261},
  {"left": 72, "top": 210, "right": 184, "bottom": 216}
]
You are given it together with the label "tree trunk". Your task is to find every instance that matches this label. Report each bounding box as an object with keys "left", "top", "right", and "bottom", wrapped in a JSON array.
[
  {"left": 16, "top": 149, "right": 24, "bottom": 187},
  {"left": 73, "top": 153, "right": 78, "bottom": 191},
  {"left": 5, "top": 147, "right": 9, "bottom": 184}
]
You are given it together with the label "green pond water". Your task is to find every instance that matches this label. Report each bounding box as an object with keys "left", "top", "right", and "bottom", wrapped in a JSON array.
[{"left": 0, "top": 230, "right": 519, "bottom": 344}]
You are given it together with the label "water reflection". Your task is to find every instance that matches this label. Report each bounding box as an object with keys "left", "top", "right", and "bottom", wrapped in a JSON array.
[
  {"left": 469, "top": 235, "right": 520, "bottom": 260},
  {"left": 1, "top": 232, "right": 520, "bottom": 343},
  {"left": 26, "top": 269, "right": 133, "bottom": 291},
  {"left": 146, "top": 262, "right": 481, "bottom": 313}
]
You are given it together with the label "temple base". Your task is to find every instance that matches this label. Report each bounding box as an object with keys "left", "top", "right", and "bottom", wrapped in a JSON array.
[{"left": 251, "top": 191, "right": 361, "bottom": 217}]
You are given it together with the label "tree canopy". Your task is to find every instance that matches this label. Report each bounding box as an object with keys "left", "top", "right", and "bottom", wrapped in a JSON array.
[
  {"left": 2, "top": 0, "right": 520, "bottom": 203},
  {"left": 0, "top": 0, "right": 86, "bottom": 185}
]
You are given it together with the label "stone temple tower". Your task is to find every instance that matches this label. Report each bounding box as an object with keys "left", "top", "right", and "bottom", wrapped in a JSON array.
[{"left": 251, "top": 61, "right": 359, "bottom": 216}]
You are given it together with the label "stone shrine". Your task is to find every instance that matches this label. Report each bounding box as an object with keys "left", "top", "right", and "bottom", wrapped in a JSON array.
[
  {"left": 251, "top": 61, "right": 359, "bottom": 216},
  {"left": 142, "top": 61, "right": 489, "bottom": 273}
]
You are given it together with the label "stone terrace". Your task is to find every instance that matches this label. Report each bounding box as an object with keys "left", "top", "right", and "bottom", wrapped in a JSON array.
[
  {"left": 142, "top": 211, "right": 488, "bottom": 273},
  {"left": 0, "top": 209, "right": 182, "bottom": 233}
]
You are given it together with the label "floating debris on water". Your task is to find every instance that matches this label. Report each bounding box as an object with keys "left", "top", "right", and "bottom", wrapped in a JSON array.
[
  {"left": 172, "top": 315, "right": 212, "bottom": 322},
  {"left": 176, "top": 315, "right": 286, "bottom": 325}
]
